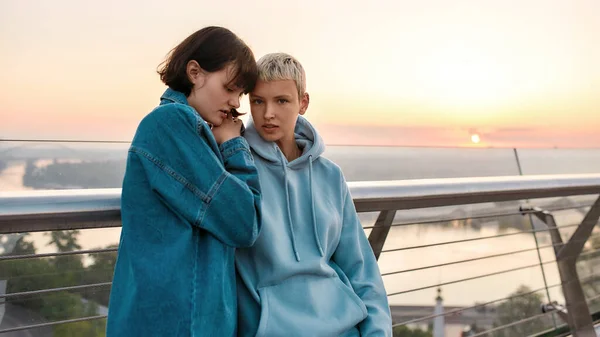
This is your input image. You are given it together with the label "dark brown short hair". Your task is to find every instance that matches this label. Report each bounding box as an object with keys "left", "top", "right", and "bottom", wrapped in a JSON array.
[{"left": 157, "top": 26, "right": 258, "bottom": 96}]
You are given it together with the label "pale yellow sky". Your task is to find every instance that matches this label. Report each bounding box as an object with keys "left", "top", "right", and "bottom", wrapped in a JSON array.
[{"left": 1, "top": 0, "right": 599, "bottom": 147}]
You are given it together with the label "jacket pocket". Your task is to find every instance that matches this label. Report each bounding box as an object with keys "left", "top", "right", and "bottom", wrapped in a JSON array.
[{"left": 255, "top": 275, "right": 367, "bottom": 337}]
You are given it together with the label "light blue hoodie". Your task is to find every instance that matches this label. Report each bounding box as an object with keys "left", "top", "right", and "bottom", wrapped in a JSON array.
[{"left": 236, "top": 116, "right": 392, "bottom": 337}]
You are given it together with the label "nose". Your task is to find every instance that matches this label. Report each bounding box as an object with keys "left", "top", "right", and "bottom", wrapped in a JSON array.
[
  {"left": 229, "top": 95, "right": 240, "bottom": 109},
  {"left": 264, "top": 103, "right": 275, "bottom": 120}
]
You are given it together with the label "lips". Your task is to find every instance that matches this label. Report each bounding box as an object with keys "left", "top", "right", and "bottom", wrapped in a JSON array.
[{"left": 262, "top": 124, "right": 279, "bottom": 133}]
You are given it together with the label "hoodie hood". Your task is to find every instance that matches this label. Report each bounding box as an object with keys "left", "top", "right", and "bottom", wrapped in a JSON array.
[
  {"left": 244, "top": 115, "right": 325, "bottom": 169},
  {"left": 244, "top": 115, "right": 326, "bottom": 261}
]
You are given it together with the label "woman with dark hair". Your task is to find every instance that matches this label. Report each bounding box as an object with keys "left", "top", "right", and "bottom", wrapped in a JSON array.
[{"left": 107, "top": 26, "right": 262, "bottom": 337}]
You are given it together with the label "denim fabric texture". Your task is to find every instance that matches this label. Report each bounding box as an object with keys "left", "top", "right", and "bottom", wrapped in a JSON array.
[{"left": 107, "top": 88, "right": 262, "bottom": 337}]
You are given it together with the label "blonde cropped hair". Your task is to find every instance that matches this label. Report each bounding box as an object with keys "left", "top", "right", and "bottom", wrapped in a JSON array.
[{"left": 256, "top": 53, "right": 306, "bottom": 98}]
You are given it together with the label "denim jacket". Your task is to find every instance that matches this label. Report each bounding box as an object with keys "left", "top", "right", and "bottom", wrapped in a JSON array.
[{"left": 107, "top": 88, "right": 262, "bottom": 337}]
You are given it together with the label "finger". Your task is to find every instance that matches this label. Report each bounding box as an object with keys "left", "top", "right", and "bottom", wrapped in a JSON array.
[{"left": 221, "top": 113, "right": 232, "bottom": 124}]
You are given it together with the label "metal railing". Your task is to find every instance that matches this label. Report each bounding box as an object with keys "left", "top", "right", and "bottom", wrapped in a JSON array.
[{"left": 1, "top": 173, "right": 600, "bottom": 336}]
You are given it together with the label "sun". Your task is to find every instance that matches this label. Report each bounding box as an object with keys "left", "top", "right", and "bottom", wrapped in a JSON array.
[{"left": 471, "top": 134, "right": 481, "bottom": 144}]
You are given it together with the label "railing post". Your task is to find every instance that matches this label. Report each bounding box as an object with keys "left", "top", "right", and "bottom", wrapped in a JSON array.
[
  {"left": 528, "top": 195, "right": 600, "bottom": 337},
  {"left": 0, "top": 279, "right": 5, "bottom": 325},
  {"left": 368, "top": 210, "right": 396, "bottom": 260}
]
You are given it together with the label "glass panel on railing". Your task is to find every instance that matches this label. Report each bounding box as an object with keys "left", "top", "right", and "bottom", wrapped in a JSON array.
[
  {"left": 323, "top": 146, "right": 521, "bottom": 181},
  {"left": 0, "top": 140, "right": 130, "bottom": 191},
  {"left": 1, "top": 141, "right": 528, "bottom": 190},
  {"left": 516, "top": 148, "right": 600, "bottom": 175}
]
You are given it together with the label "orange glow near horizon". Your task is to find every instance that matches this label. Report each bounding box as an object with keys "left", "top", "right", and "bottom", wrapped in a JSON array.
[{"left": 1, "top": 0, "right": 599, "bottom": 148}]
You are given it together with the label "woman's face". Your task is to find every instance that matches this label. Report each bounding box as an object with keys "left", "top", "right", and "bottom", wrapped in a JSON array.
[
  {"left": 187, "top": 62, "right": 245, "bottom": 126},
  {"left": 249, "top": 79, "right": 309, "bottom": 149}
]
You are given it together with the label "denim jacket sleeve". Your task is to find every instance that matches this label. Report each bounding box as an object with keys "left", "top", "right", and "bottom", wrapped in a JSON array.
[
  {"left": 332, "top": 180, "right": 392, "bottom": 337},
  {"left": 128, "top": 104, "right": 262, "bottom": 248}
]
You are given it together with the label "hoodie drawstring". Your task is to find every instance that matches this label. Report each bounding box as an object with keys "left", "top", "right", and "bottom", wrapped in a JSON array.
[
  {"left": 309, "top": 156, "right": 325, "bottom": 257},
  {"left": 280, "top": 152, "right": 325, "bottom": 261},
  {"left": 281, "top": 154, "right": 301, "bottom": 262}
]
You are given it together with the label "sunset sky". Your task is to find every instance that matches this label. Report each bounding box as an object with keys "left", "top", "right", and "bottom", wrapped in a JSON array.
[{"left": 1, "top": 0, "right": 599, "bottom": 147}]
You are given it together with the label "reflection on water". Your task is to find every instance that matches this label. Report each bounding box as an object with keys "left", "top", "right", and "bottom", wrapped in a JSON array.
[{"left": 381, "top": 223, "right": 556, "bottom": 306}]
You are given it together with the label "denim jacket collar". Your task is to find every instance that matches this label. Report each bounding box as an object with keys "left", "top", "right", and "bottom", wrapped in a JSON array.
[{"left": 160, "top": 88, "right": 189, "bottom": 106}]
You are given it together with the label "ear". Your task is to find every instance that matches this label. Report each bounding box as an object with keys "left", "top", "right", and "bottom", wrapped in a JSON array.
[
  {"left": 299, "top": 92, "right": 310, "bottom": 116},
  {"left": 186, "top": 60, "right": 207, "bottom": 87}
]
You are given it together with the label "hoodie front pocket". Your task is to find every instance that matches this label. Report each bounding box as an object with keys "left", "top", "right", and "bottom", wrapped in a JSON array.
[{"left": 255, "top": 275, "right": 368, "bottom": 337}]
